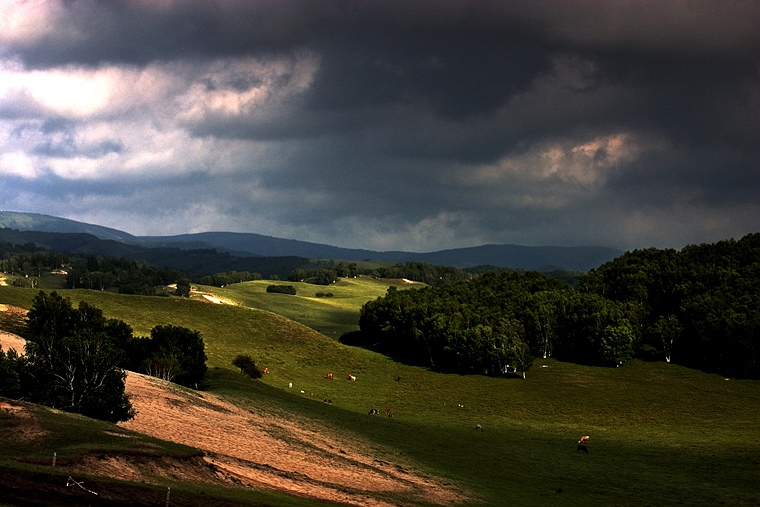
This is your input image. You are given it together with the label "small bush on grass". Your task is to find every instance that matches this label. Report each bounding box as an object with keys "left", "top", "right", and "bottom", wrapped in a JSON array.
[{"left": 232, "top": 354, "right": 263, "bottom": 379}]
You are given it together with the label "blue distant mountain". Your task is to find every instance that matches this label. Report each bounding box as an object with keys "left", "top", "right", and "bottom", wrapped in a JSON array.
[{"left": 0, "top": 211, "right": 622, "bottom": 272}]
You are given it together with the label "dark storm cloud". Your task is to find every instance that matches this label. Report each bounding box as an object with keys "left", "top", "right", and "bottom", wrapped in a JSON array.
[{"left": 1, "top": 0, "right": 758, "bottom": 251}]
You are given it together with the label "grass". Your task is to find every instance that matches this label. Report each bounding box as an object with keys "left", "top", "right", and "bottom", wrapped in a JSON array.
[
  {"left": 0, "top": 399, "right": 198, "bottom": 462},
  {"left": 0, "top": 272, "right": 67, "bottom": 291},
  {"left": 1, "top": 283, "right": 760, "bottom": 506},
  {"left": 200, "top": 276, "right": 422, "bottom": 338}
]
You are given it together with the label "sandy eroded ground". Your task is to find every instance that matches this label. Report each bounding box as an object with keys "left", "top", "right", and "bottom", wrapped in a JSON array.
[
  {"left": 0, "top": 330, "right": 25, "bottom": 354},
  {"left": 119, "top": 373, "right": 466, "bottom": 506},
  {"left": 0, "top": 304, "right": 27, "bottom": 354}
]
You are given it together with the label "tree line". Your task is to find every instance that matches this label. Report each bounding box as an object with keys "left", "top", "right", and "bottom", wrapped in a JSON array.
[
  {"left": 287, "top": 261, "right": 474, "bottom": 287},
  {"left": 1, "top": 237, "right": 538, "bottom": 295},
  {"left": 358, "top": 234, "right": 760, "bottom": 379},
  {"left": 0, "top": 291, "right": 207, "bottom": 422}
]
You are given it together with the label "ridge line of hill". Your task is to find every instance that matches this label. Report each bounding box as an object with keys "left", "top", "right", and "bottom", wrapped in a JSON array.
[{"left": 0, "top": 211, "right": 622, "bottom": 271}]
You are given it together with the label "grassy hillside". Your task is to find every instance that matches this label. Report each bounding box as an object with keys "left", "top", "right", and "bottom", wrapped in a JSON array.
[
  {"left": 200, "top": 276, "right": 422, "bottom": 338},
  {"left": 1, "top": 285, "right": 759, "bottom": 506}
]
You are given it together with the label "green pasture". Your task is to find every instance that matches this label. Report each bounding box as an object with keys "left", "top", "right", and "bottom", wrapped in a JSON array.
[
  {"left": 197, "top": 276, "right": 422, "bottom": 338},
  {"left": 0, "top": 272, "right": 67, "bottom": 291},
  {"left": 1, "top": 285, "right": 760, "bottom": 506}
]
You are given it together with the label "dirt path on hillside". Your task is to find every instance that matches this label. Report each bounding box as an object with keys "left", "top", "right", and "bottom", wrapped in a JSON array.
[{"left": 120, "top": 373, "right": 467, "bottom": 506}]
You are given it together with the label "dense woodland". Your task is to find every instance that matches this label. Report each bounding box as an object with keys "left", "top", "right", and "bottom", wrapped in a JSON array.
[
  {"left": 0, "top": 229, "right": 311, "bottom": 281},
  {"left": 0, "top": 238, "right": 473, "bottom": 291},
  {"left": 287, "top": 261, "right": 473, "bottom": 287},
  {"left": 359, "top": 234, "right": 760, "bottom": 379}
]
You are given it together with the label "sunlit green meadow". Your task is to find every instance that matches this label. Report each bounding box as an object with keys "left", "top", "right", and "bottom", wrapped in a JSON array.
[{"left": 195, "top": 275, "right": 423, "bottom": 338}]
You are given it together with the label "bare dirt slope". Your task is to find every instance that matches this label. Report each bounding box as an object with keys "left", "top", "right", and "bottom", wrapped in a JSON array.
[
  {"left": 0, "top": 330, "right": 25, "bottom": 353},
  {"left": 0, "top": 304, "right": 27, "bottom": 353},
  {"left": 119, "top": 373, "right": 467, "bottom": 506}
]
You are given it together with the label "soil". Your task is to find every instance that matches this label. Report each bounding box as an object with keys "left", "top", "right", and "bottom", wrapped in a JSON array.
[
  {"left": 0, "top": 329, "right": 25, "bottom": 353},
  {"left": 117, "top": 373, "right": 467, "bottom": 506}
]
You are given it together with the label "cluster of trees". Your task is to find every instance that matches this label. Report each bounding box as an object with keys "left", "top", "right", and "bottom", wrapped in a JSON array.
[
  {"left": 359, "top": 234, "right": 760, "bottom": 379},
  {"left": 197, "top": 270, "right": 262, "bottom": 287},
  {"left": 576, "top": 234, "right": 760, "bottom": 378},
  {"left": 266, "top": 285, "right": 297, "bottom": 295},
  {"left": 0, "top": 243, "right": 68, "bottom": 289},
  {"left": 65, "top": 255, "right": 181, "bottom": 294},
  {"left": 0, "top": 291, "right": 207, "bottom": 422},
  {"left": 366, "top": 262, "right": 473, "bottom": 287},
  {"left": 359, "top": 272, "right": 563, "bottom": 375},
  {"left": 0, "top": 241, "right": 182, "bottom": 295},
  {"left": 288, "top": 266, "right": 341, "bottom": 285},
  {"left": 0, "top": 244, "right": 67, "bottom": 278},
  {"left": 0, "top": 236, "right": 300, "bottom": 292},
  {"left": 288, "top": 261, "right": 473, "bottom": 287}
]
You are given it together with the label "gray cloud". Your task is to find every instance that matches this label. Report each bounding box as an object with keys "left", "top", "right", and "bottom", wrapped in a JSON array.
[{"left": 0, "top": 0, "right": 758, "bottom": 252}]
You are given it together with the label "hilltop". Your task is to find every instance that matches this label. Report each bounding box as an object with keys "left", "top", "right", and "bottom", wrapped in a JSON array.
[{"left": 0, "top": 211, "right": 621, "bottom": 272}]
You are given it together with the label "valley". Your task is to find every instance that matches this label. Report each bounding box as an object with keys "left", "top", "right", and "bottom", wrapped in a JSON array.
[{"left": 2, "top": 281, "right": 759, "bottom": 506}]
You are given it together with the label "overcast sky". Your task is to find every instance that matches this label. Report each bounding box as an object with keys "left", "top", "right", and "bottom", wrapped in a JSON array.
[{"left": 1, "top": 0, "right": 758, "bottom": 252}]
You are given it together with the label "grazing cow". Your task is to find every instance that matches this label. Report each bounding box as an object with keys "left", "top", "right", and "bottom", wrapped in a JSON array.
[
  {"left": 475, "top": 424, "right": 483, "bottom": 431},
  {"left": 388, "top": 412, "right": 393, "bottom": 419},
  {"left": 323, "top": 398, "right": 333, "bottom": 405},
  {"left": 326, "top": 373, "right": 333, "bottom": 379},
  {"left": 577, "top": 444, "right": 588, "bottom": 453},
  {"left": 263, "top": 367, "right": 269, "bottom": 374},
  {"left": 369, "top": 408, "right": 379, "bottom": 415},
  {"left": 348, "top": 374, "right": 356, "bottom": 381}
]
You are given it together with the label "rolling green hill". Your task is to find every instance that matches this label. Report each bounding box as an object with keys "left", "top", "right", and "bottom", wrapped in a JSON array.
[
  {"left": 200, "top": 276, "right": 422, "bottom": 338},
  {"left": 1, "top": 285, "right": 759, "bottom": 506}
]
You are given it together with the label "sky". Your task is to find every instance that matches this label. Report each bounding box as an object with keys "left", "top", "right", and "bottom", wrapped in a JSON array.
[{"left": 0, "top": 0, "right": 758, "bottom": 252}]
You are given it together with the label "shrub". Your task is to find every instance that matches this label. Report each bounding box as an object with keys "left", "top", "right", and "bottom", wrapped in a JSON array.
[
  {"left": 266, "top": 285, "right": 296, "bottom": 295},
  {"left": 232, "top": 354, "right": 262, "bottom": 379}
]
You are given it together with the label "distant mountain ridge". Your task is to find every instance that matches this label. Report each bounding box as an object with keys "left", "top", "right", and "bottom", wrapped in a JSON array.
[{"left": 0, "top": 211, "right": 623, "bottom": 271}]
